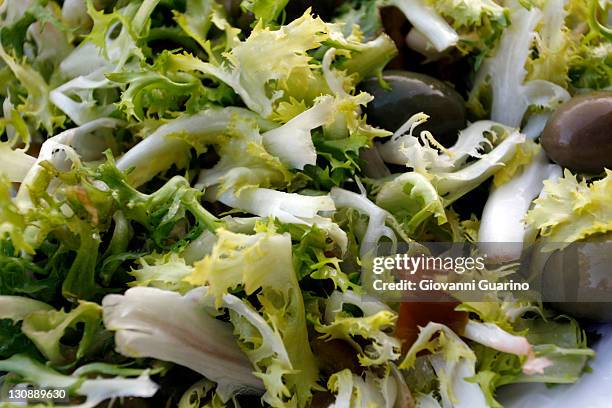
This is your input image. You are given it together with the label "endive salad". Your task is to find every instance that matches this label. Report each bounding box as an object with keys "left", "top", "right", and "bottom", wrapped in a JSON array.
[{"left": 0, "top": 0, "right": 610, "bottom": 407}]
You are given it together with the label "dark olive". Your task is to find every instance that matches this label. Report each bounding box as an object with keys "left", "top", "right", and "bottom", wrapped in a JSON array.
[
  {"left": 541, "top": 91, "right": 612, "bottom": 174},
  {"left": 539, "top": 234, "right": 612, "bottom": 322},
  {"left": 361, "top": 70, "right": 467, "bottom": 145}
]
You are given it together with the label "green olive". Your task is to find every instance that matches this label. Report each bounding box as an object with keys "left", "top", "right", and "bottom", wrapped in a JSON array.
[
  {"left": 541, "top": 92, "right": 612, "bottom": 173},
  {"left": 360, "top": 70, "right": 467, "bottom": 145}
]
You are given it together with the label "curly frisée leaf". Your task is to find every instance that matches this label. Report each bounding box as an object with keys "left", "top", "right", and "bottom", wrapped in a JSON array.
[
  {"left": 331, "top": 186, "right": 399, "bottom": 259},
  {"left": 316, "top": 301, "right": 401, "bottom": 366},
  {"left": 479, "top": 149, "right": 561, "bottom": 262},
  {"left": 0, "top": 175, "right": 34, "bottom": 254},
  {"left": 524, "top": 169, "right": 612, "bottom": 245},
  {"left": 85, "top": 0, "right": 159, "bottom": 68},
  {"left": 106, "top": 69, "right": 201, "bottom": 121},
  {"left": 213, "top": 188, "right": 348, "bottom": 251},
  {"left": 49, "top": 67, "right": 117, "bottom": 126},
  {"left": 0, "top": 41, "right": 65, "bottom": 134},
  {"left": 261, "top": 95, "right": 336, "bottom": 170},
  {"left": 376, "top": 117, "right": 526, "bottom": 206},
  {"left": 172, "top": 0, "right": 232, "bottom": 54},
  {"left": 385, "top": 0, "right": 459, "bottom": 52},
  {"left": 178, "top": 378, "right": 227, "bottom": 408},
  {"left": 16, "top": 117, "right": 124, "bottom": 208},
  {"left": 387, "top": 0, "right": 509, "bottom": 59},
  {"left": 185, "top": 229, "right": 319, "bottom": 407},
  {"left": 21, "top": 301, "right": 104, "bottom": 366},
  {"left": 492, "top": 139, "right": 542, "bottom": 187},
  {"left": 565, "top": 0, "right": 612, "bottom": 90},
  {"left": 290, "top": 225, "right": 354, "bottom": 288},
  {"left": 216, "top": 188, "right": 335, "bottom": 225},
  {"left": 399, "top": 322, "right": 488, "bottom": 408},
  {"left": 95, "top": 154, "right": 221, "bottom": 238},
  {"left": 462, "top": 320, "right": 553, "bottom": 376},
  {"left": 102, "top": 286, "right": 263, "bottom": 397},
  {"left": 378, "top": 113, "right": 524, "bottom": 173},
  {"left": 324, "top": 290, "right": 392, "bottom": 323},
  {"left": 429, "top": 126, "right": 525, "bottom": 204},
  {"left": 48, "top": 0, "right": 161, "bottom": 125},
  {"left": 467, "top": 5, "right": 570, "bottom": 128},
  {"left": 241, "top": 0, "right": 289, "bottom": 25},
  {"left": 327, "top": 366, "right": 401, "bottom": 408},
  {"left": 425, "top": 0, "right": 506, "bottom": 28},
  {"left": 524, "top": 0, "right": 573, "bottom": 88},
  {"left": 185, "top": 229, "right": 294, "bottom": 304},
  {"left": 378, "top": 118, "right": 503, "bottom": 172},
  {"left": 115, "top": 107, "right": 271, "bottom": 187},
  {"left": 458, "top": 301, "right": 593, "bottom": 407},
  {"left": 0, "top": 295, "right": 53, "bottom": 322},
  {"left": 224, "top": 292, "right": 294, "bottom": 407},
  {"left": 0, "top": 354, "right": 158, "bottom": 407},
  {"left": 196, "top": 115, "right": 293, "bottom": 193},
  {"left": 375, "top": 171, "right": 447, "bottom": 235},
  {"left": 0, "top": 280, "right": 59, "bottom": 357},
  {"left": 0, "top": 142, "right": 36, "bottom": 183},
  {"left": 129, "top": 252, "right": 195, "bottom": 292},
  {"left": 169, "top": 12, "right": 329, "bottom": 118}
]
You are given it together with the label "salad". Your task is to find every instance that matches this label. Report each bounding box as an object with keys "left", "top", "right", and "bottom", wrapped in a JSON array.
[{"left": 0, "top": 0, "right": 610, "bottom": 407}]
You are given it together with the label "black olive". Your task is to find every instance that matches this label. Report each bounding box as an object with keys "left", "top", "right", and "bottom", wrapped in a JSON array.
[
  {"left": 539, "top": 234, "right": 612, "bottom": 322},
  {"left": 360, "top": 70, "right": 467, "bottom": 146},
  {"left": 541, "top": 91, "right": 612, "bottom": 174}
]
